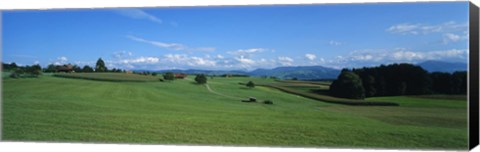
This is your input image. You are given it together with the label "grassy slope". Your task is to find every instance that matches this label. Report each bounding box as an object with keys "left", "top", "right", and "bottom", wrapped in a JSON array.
[
  {"left": 256, "top": 80, "right": 398, "bottom": 106},
  {"left": 53, "top": 73, "right": 161, "bottom": 82},
  {"left": 2, "top": 76, "right": 467, "bottom": 149}
]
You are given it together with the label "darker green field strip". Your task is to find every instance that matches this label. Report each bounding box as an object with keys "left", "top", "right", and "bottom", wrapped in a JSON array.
[
  {"left": 53, "top": 73, "right": 161, "bottom": 82},
  {"left": 366, "top": 96, "right": 467, "bottom": 109},
  {"left": 1, "top": 76, "right": 468, "bottom": 149},
  {"left": 408, "top": 94, "right": 468, "bottom": 101},
  {"left": 275, "top": 80, "right": 332, "bottom": 86},
  {"left": 257, "top": 83, "right": 399, "bottom": 106}
]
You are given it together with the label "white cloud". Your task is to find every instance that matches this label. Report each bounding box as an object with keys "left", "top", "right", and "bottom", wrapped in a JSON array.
[
  {"left": 328, "top": 40, "right": 343, "bottom": 46},
  {"left": 121, "top": 57, "right": 160, "bottom": 64},
  {"left": 116, "top": 9, "right": 162, "bottom": 24},
  {"left": 318, "top": 48, "right": 468, "bottom": 69},
  {"left": 127, "top": 35, "right": 186, "bottom": 51},
  {"left": 189, "top": 57, "right": 216, "bottom": 66},
  {"left": 341, "top": 48, "right": 467, "bottom": 63},
  {"left": 386, "top": 21, "right": 468, "bottom": 35},
  {"left": 443, "top": 33, "right": 467, "bottom": 44},
  {"left": 227, "top": 48, "right": 267, "bottom": 56},
  {"left": 58, "top": 56, "right": 68, "bottom": 62},
  {"left": 164, "top": 54, "right": 216, "bottom": 67},
  {"left": 216, "top": 54, "right": 224, "bottom": 59},
  {"left": 235, "top": 56, "right": 256, "bottom": 65},
  {"left": 391, "top": 51, "right": 424, "bottom": 61},
  {"left": 127, "top": 35, "right": 215, "bottom": 52},
  {"left": 113, "top": 51, "right": 133, "bottom": 59},
  {"left": 386, "top": 23, "right": 420, "bottom": 35},
  {"left": 53, "top": 56, "right": 68, "bottom": 65},
  {"left": 277, "top": 56, "right": 294, "bottom": 66},
  {"left": 305, "top": 53, "right": 316, "bottom": 60}
]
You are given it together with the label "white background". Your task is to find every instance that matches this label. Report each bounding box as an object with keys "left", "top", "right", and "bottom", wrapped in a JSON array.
[{"left": 0, "top": 0, "right": 479, "bottom": 152}]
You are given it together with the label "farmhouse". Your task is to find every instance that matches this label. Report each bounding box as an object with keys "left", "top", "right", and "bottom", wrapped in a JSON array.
[
  {"left": 57, "top": 64, "right": 74, "bottom": 73},
  {"left": 175, "top": 73, "right": 187, "bottom": 79}
]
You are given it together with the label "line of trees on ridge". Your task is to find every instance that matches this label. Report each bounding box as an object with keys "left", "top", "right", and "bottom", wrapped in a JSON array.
[{"left": 329, "top": 63, "right": 467, "bottom": 99}]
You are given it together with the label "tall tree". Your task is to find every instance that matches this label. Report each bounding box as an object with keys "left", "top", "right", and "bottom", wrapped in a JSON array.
[
  {"left": 45, "top": 64, "right": 57, "bottom": 73},
  {"left": 195, "top": 74, "right": 207, "bottom": 84},
  {"left": 73, "top": 65, "right": 82, "bottom": 72},
  {"left": 95, "top": 58, "right": 107, "bottom": 72},
  {"left": 82, "top": 65, "right": 94, "bottom": 72},
  {"left": 329, "top": 70, "right": 365, "bottom": 99}
]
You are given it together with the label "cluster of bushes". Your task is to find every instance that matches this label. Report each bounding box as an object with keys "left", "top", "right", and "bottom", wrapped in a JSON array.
[
  {"left": 246, "top": 81, "right": 255, "bottom": 88},
  {"left": 330, "top": 63, "right": 467, "bottom": 99},
  {"left": 132, "top": 71, "right": 158, "bottom": 76},
  {"left": 43, "top": 58, "right": 126, "bottom": 73},
  {"left": 260, "top": 76, "right": 278, "bottom": 80},
  {"left": 163, "top": 72, "right": 175, "bottom": 80},
  {"left": 221, "top": 74, "right": 250, "bottom": 77},
  {"left": 2, "top": 62, "right": 42, "bottom": 78},
  {"left": 195, "top": 74, "right": 207, "bottom": 84},
  {"left": 241, "top": 97, "right": 273, "bottom": 105}
]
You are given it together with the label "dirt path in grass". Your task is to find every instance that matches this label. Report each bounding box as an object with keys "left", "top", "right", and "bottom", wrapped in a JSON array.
[
  {"left": 184, "top": 78, "right": 242, "bottom": 100},
  {"left": 205, "top": 84, "right": 243, "bottom": 100}
]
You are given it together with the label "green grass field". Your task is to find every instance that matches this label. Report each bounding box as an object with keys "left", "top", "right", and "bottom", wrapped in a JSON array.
[
  {"left": 256, "top": 80, "right": 399, "bottom": 106},
  {"left": 1, "top": 74, "right": 468, "bottom": 149},
  {"left": 53, "top": 73, "right": 161, "bottom": 82}
]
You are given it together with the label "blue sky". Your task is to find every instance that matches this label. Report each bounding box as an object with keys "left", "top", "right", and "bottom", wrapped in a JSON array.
[{"left": 2, "top": 2, "right": 470, "bottom": 71}]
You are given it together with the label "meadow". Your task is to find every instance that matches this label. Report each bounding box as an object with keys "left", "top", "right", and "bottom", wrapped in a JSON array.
[
  {"left": 53, "top": 73, "right": 160, "bottom": 82},
  {"left": 1, "top": 73, "right": 468, "bottom": 149}
]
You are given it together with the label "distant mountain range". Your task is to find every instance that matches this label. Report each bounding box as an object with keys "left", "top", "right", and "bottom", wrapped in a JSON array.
[
  {"left": 417, "top": 60, "right": 467, "bottom": 73},
  {"left": 133, "top": 60, "right": 466, "bottom": 80},
  {"left": 154, "top": 69, "right": 248, "bottom": 76},
  {"left": 249, "top": 66, "right": 340, "bottom": 80},
  {"left": 143, "top": 65, "right": 341, "bottom": 80}
]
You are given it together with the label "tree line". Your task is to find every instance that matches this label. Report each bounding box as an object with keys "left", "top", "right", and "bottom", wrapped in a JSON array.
[
  {"left": 44, "top": 58, "right": 124, "bottom": 73},
  {"left": 330, "top": 63, "right": 467, "bottom": 99},
  {"left": 2, "top": 62, "right": 42, "bottom": 78}
]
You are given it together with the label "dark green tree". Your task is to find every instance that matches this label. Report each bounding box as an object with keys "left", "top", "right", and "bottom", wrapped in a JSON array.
[
  {"left": 95, "top": 58, "right": 107, "bottom": 72},
  {"left": 45, "top": 64, "right": 57, "bottom": 72},
  {"left": 73, "top": 65, "right": 82, "bottom": 72},
  {"left": 246, "top": 81, "right": 255, "bottom": 88},
  {"left": 451, "top": 71, "right": 467, "bottom": 94},
  {"left": 195, "top": 74, "right": 207, "bottom": 84},
  {"left": 329, "top": 70, "right": 365, "bottom": 99},
  {"left": 163, "top": 72, "right": 175, "bottom": 80},
  {"left": 82, "top": 65, "right": 94, "bottom": 72}
]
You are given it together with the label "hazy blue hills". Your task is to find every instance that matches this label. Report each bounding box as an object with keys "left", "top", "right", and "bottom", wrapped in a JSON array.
[
  {"left": 417, "top": 60, "right": 467, "bottom": 73},
  {"left": 249, "top": 66, "right": 341, "bottom": 80},
  {"left": 152, "top": 69, "right": 248, "bottom": 76},
  {"left": 143, "top": 65, "right": 340, "bottom": 80},
  {"left": 134, "top": 61, "right": 466, "bottom": 80}
]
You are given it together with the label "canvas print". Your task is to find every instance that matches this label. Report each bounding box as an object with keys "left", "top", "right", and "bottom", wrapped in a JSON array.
[{"left": 1, "top": 2, "right": 471, "bottom": 150}]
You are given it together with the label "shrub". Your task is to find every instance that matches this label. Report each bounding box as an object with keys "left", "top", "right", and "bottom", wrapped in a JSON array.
[
  {"left": 263, "top": 100, "right": 273, "bottom": 104},
  {"left": 195, "top": 74, "right": 207, "bottom": 84},
  {"left": 9, "top": 72, "right": 19, "bottom": 78},
  {"left": 163, "top": 72, "right": 175, "bottom": 80},
  {"left": 246, "top": 81, "right": 255, "bottom": 88}
]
